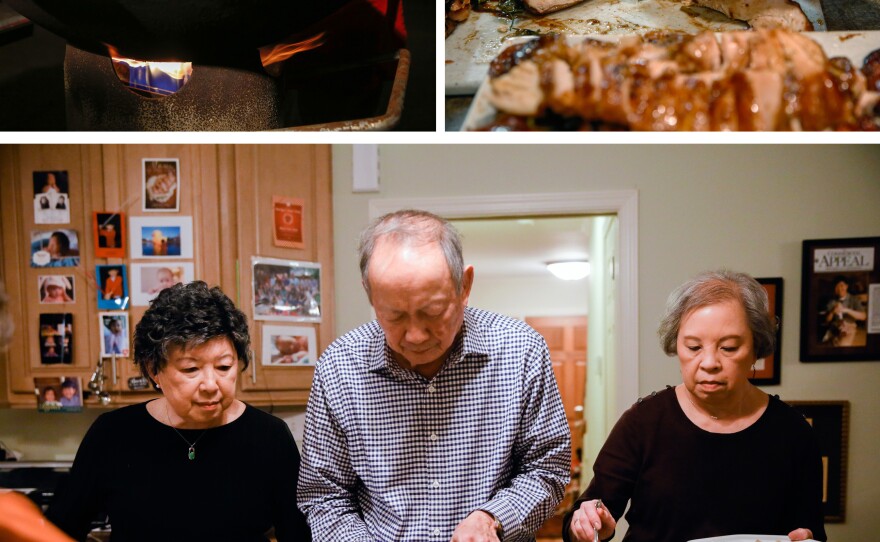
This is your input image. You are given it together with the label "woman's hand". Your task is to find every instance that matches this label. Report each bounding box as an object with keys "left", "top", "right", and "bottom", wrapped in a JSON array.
[
  {"left": 569, "top": 499, "right": 615, "bottom": 542},
  {"left": 788, "top": 528, "right": 814, "bottom": 541}
]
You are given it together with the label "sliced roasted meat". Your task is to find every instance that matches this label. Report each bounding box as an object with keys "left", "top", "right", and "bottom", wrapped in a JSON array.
[{"left": 484, "top": 29, "right": 880, "bottom": 130}]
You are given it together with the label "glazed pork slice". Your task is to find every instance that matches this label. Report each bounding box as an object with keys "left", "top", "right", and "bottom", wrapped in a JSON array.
[
  {"left": 484, "top": 30, "right": 880, "bottom": 130},
  {"left": 523, "top": 0, "right": 586, "bottom": 15},
  {"left": 690, "top": 0, "right": 812, "bottom": 31}
]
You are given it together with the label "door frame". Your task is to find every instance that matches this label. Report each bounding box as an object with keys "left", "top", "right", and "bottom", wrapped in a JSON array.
[{"left": 369, "top": 190, "right": 639, "bottom": 419}]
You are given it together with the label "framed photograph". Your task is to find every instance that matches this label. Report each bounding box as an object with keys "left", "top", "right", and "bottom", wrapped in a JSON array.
[
  {"left": 96, "top": 264, "right": 129, "bottom": 310},
  {"left": 142, "top": 158, "right": 180, "bottom": 211},
  {"left": 33, "top": 170, "right": 70, "bottom": 224},
  {"left": 39, "top": 313, "right": 73, "bottom": 365},
  {"left": 751, "top": 277, "right": 782, "bottom": 385},
  {"left": 34, "top": 376, "right": 83, "bottom": 412},
  {"left": 261, "top": 325, "right": 317, "bottom": 366},
  {"left": 272, "top": 196, "right": 305, "bottom": 249},
  {"left": 30, "top": 229, "right": 80, "bottom": 268},
  {"left": 93, "top": 212, "right": 126, "bottom": 258},
  {"left": 129, "top": 216, "right": 193, "bottom": 259},
  {"left": 800, "top": 237, "right": 879, "bottom": 362},
  {"left": 38, "top": 275, "right": 75, "bottom": 304},
  {"left": 252, "top": 256, "right": 322, "bottom": 322},
  {"left": 99, "top": 312, "right": 130, "bottom": 357},
  {"left": 785, "top": 400, "right": 849, "bottom": 522},
  {"left": 131, "top": 262, "right": 195, "bottom": 306}
]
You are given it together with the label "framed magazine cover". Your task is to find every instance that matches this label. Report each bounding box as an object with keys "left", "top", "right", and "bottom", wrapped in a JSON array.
[{"left": 800, "top": 237, "right": 880, "bottom": 362}]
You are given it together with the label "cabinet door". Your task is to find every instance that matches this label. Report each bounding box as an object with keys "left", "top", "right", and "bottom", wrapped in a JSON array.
[
  {"left": 1, "top": 145, "right": 104, "bottom": 403},
  {"left": 223, "top": 145, "right": 334, "bottom": 404}
]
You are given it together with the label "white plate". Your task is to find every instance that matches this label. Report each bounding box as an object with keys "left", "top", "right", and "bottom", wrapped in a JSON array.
[
  {"left": 688, "top": 536, "right": 819, "bottom": 542},
  {"left": 445, "top": 0, "right": 825, "bottom": 94},
  {"left": 460, "top": 31, "right": 880, "bottom": 131}
]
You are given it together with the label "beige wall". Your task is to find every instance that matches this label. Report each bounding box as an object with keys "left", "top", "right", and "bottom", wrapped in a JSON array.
[{"left": 330, "top": 144, "right": 880, "bottom": 540}]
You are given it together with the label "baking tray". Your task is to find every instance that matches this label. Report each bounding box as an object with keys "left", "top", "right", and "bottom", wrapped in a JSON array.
[
  {"left": 446, "top": 0, "right": 826, "bottom": 95},
  {"left": 460, "top": 31, "right": 880, "bottom": 130}
]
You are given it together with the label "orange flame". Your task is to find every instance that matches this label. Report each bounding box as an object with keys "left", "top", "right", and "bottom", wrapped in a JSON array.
[
  {"left": 107, "top": 45, "right": 192, "bottom": 81},
  {"left": 260, "top": 32, "right": 326, "bottom": 68}
]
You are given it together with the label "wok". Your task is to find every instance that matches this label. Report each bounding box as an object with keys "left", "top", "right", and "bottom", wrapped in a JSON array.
[{"left": 5, "top": 0, "right": 354, "bottom": 63}]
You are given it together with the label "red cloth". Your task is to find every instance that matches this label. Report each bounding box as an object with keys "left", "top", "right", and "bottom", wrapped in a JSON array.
[{"left": 367, "top": 0, "right": 406, "bottom": 41}]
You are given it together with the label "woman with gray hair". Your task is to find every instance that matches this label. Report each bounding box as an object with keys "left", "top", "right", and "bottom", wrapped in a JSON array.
[{"left": 564, "top": 270, "right": 826, "bottom": 542}]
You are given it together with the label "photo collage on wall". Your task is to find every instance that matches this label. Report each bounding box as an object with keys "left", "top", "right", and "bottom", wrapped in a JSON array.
[{"left": 30, "top": 159, "right": 195, "bottom": 405}]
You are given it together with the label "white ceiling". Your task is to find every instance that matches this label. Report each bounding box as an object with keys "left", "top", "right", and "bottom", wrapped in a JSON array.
[{"left": 451, "top": 216, "right": 596, "bottom": 279}]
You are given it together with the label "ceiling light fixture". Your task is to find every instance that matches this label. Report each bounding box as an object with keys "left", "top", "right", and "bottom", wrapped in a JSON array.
[{"left": 546, "top": 260, "right": 591, "bottom": 281}]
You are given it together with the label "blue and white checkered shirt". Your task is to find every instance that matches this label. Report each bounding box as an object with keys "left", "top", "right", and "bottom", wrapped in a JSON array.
[{"left": 298, "top": 307, "right": 571, "bottom": 542}]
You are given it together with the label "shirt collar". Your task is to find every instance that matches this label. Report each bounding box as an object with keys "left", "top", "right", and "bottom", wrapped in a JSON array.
[{"left": 368, "top": 307, "right": 492, "bottom": 374}]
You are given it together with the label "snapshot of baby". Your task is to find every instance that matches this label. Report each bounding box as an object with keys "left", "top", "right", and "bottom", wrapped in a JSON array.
[
  {"left": 147, "top": 267, "right": 181, "bottom": 295},
  {"left": 821, "top": 275, "right": 868, "bottom": 347},
  {"left": 143, "top": 160, "right": 179, "bottom": 210},
  {"left": 39, "top": 275, "right": 74, "bottom": 304},
  {"left": 271, "top": 335, "right": 310, "bottom": 364},
  {"left": 30, "top": 230, "right": 80, "bottom": 268},
  {"left": 102, "top": 315, "right": 128, "bottom": 356}
]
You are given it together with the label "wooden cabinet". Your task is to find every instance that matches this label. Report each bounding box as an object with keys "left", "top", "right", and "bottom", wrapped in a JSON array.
[{"left": 0, "top": 144, "right": 333, "bottom": 408}]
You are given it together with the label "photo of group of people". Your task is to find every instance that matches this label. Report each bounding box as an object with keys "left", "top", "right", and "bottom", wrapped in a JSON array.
[
  {"left": 39, "top": 313, "right": 73, "bottom": 365},
  {"left": 253, "top": 258, "right": 322, "bottom": 322},
  {"left": 33, "top": 171, "right": 71, "bottom": 225},
  {"left": 34, "top": 376, "right": 83, "bottom": 412}
]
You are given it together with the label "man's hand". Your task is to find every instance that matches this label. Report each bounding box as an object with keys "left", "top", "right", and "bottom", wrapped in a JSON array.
[{"left": 451, "top": 510, "right": 501, "bottom": 542}]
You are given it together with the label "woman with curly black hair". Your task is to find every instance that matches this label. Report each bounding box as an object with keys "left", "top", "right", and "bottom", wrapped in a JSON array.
[{"left": 48, "top": 281, "right": 311, "bottom": 542}]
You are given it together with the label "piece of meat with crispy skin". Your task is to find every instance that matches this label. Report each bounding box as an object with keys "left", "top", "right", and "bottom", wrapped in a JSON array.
[
  {"left": 690, "top": 0, "right": 812, "bottom": 31},
  {"left": 523, "top": 0, "right": 585, "bottom": 15},
  {"left": 484, "top": 29, "right": 880, "bottom": 131},
  {"left": 445, "top": 0, "right": 471, "bottom": 37}
]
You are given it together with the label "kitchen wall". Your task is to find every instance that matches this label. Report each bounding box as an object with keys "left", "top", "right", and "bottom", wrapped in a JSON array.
[
  {"left": 1, "top": 144, "right": 878, "bottom": 538},
  {"left": 330, "top": 144, "right": 880, "bottom": 540}
]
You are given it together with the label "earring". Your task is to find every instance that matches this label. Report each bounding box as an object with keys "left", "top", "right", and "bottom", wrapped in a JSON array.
[{"left": 751, "top": 364, "right": 756, "bottom": 379}]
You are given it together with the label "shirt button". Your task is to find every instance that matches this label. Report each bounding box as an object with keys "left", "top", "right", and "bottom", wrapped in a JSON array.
[
  {"left": 432, "top": 528, "right": 440, "bottom": 536},
  {"left": 432, "top": 481, "right": 440, "bottom": 489},
  {"left": 429, "top": 432, "right": 438, "bottom": 441},
  {"left": 427, "top": 385, "right": 436, "bottom": 393}
]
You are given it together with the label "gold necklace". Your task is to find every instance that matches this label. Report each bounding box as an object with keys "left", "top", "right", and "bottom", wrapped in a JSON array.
[
  {"left": 165, "top": 401, "right": 206, "bottom": 461},
  {"left": 685, "top": 393, "right": 719, "bottom": 420}
]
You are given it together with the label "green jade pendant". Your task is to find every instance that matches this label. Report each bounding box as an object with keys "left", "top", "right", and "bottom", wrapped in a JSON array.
[{"left": 188, "top": 445, "right": 196, "bottom": 460}]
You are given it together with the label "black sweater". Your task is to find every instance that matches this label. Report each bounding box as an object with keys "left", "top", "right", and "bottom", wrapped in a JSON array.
[
  {"left": 563, "top": 387, "right": 826, "bottom": 542},
  {"left": 47, "top": 401, "right": 310, "bottom": 542}
]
